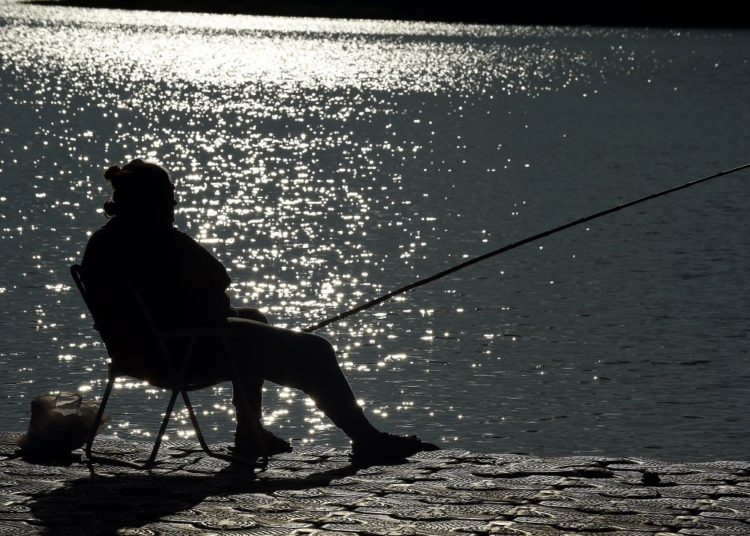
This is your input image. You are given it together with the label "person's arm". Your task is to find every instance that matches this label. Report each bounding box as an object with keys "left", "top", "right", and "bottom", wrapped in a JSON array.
[{"left": 175, "top": 231, "right": 233, "bottom": 323}]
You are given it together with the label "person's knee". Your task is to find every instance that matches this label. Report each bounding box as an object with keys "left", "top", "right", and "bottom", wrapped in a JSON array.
[
  {"left": 254, "top": 310, "right": 269, "bottom": 324},
  {"left": 235, "top": 307, "right": 269, "bottom": 324},
  {"left": 307, "top": 334, "right": 337, "bottom": 361}
]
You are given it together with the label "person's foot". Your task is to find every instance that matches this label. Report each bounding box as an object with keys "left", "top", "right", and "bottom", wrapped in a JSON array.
[
  {"left": 351, "top": 432, "right": 439, "bottom": 463},
  {"left": 260, "top": 428, "right": 293, "bottom": 455},
  {"left": 233, "top": 428, "right": 293, "bottom": 458}
]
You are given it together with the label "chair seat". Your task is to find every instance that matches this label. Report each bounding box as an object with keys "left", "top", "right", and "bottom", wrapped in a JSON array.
[{"left": 70, "top": 263, "right": 267, "bottom": 470}]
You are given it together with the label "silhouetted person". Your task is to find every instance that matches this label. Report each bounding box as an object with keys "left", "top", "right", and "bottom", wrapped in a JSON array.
[{"left": 80, "top": 159, "right": 439, "bottom": 462}]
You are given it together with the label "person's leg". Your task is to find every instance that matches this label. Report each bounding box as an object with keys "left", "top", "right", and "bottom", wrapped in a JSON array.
[
  {"left": 229, "top": 306, "right": 267, "bottom": 418},
  {"left": 227, "top": 307, "right": 293, "bottom": 455},
  {"left": 227, "top": 317, "right": 379, "bottom": 441},
  {"left": 226, "top": 317, "right": 439, "bottom": 461}
]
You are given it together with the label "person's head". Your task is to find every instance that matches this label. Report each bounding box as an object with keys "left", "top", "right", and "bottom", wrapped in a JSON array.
[{"left": 102, "top": 159, "right": 176, "bottom": 225}]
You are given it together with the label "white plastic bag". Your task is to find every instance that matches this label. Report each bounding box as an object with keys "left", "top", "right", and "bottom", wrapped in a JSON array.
[{"left": 18, "top": 391, "right": 110, "bottom": 457}]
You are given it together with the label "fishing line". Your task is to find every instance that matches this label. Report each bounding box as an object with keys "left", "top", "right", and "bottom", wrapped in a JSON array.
[{"left": 304, "top": 162, "right": 750, "bottom": 333}]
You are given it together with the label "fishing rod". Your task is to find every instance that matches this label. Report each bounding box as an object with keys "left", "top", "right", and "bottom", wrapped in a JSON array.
[{"left": 303, "top": 162, "right": 750, "bottom": 333}]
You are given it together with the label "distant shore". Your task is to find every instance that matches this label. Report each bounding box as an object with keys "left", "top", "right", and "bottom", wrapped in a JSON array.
[{"left": 26, "top": 1, "right": 749, "bottom": 28}]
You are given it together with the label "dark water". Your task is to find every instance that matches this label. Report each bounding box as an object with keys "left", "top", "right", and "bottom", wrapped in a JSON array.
[{"left": 1, "top": 0, "right": 749, "bottom": 460}]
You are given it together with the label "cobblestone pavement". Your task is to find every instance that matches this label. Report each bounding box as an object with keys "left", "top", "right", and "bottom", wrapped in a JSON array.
[{"left": 1, "top": 431, "right": 749, "bottom": 535}]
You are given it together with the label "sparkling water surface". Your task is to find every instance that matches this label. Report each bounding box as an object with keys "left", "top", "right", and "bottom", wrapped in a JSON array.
[{"left": 1, "top": 0, "right": 749, "bottom": 460}]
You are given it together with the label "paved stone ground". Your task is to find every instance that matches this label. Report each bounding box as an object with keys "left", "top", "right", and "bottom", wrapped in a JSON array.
[{"left": 1, "top": 431, "right": 749, "bottom": 535}]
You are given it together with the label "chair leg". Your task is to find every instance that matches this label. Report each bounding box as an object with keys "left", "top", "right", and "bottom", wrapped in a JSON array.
[
  {"left": 86, "top": 335, "right": 267, "bottom": 470},
  {"left": 85, "top": 371, "right": 115, "bottom": 463},
  {"left": 85, "top": 371, "right": 170, "bottom": 470},
  {"left": 176, "top": 336, "right": 267, "bottom": 469},
  {"left": 181, "top": 389, "right": 267, "bottom": 470},
  {"left": 144, "top": 388, "right": 181, "bottom": 468},
  {"left": 181, "top": 389, "right": 211, "bottom": 453}
]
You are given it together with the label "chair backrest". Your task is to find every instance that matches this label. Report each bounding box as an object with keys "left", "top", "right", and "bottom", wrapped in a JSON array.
[{"left": 70, "top": 264, "right": 173, "bottom": 383}]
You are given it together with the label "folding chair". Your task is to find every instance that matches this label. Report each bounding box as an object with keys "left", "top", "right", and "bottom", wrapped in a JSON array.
[{"left": 70, "top": 264, "right": 268, "bottom": 470}]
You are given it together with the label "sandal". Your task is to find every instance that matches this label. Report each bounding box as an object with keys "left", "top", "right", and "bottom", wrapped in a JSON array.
[
  {"left": 351, "top": 432, "right": 439, "bottom": 463},
  {"left": 232, "top": 428, "right": 293, "bottom": 458}
]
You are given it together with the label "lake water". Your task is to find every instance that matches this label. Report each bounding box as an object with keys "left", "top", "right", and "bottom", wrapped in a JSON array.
[{"left": 1, "top": 0, "right": 749, "bottom": 461}]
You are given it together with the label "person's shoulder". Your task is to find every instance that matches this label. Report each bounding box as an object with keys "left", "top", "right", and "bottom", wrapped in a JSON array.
[
  {"left": 82, "top": 220, "right": 117, "bottom": 268},
  {"left": 169, "top": 227, "right": 199, "bottom": 244},
  {"left": 86, "top": 219, "right": 115, "bottom": 243},
  {"left": 167, "top": 227, "right": 212, "bottom": 254}
]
